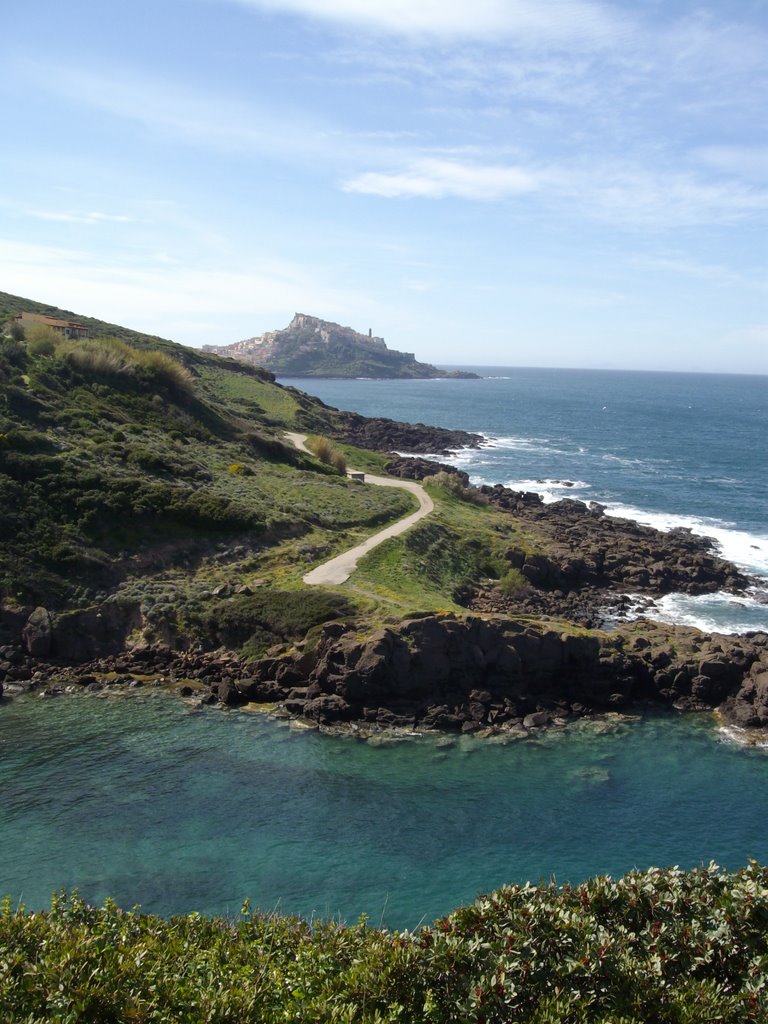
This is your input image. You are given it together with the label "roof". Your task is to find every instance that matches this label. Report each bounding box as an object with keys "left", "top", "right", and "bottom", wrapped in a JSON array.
[{"left": 17, "top": 312, "right": 87, "bottom": 330}]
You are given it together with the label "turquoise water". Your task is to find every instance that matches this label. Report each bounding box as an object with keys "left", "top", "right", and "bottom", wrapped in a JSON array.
[
  {"left": 3, "top": 692, "right": 768, "bottom": 930},
  {"left": 4, "top": 370, "right": 768, "bottom": 928}
]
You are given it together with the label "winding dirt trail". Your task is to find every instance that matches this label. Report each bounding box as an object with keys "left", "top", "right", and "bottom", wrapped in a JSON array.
[{"left": 285, "top": 432, "right": 434, "bottom": 585}]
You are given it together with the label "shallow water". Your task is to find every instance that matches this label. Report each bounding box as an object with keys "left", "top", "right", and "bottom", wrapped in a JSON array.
[{"left": 3, "top": 692, "right": 768, "bottom": 929}]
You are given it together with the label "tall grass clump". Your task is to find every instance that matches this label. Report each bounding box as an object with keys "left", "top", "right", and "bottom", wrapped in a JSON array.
[
  {"left": 47, "top": 336, "right": 194, "bottom": 396},
  {"left": 133, "top": 348, "right": 194, "bottom": 396},
  {"left": 308, "top": 435, "right": 347, "bottom": 474},
  {"left": 330, "top": 449, "right": 348, "bottom": 474},
  {"left": 57, "top": 336, "right": 135, "bottom": 376},
  {"left": 25, "top": 322, "right": 59, "bottom": 355}
]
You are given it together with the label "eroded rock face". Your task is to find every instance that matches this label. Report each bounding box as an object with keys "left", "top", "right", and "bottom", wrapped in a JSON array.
[
  {"left": 52, "top": 602, "right": 143, "bottom": 661},
  {"left": 717, "top": 644, "right": 768, "bottom": 727},
  {"left": 239, "top": 616, "right": 768, "bottom": 733}
]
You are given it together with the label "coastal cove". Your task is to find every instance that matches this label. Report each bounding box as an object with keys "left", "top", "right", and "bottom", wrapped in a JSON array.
[
  {"left": 3, "top": 328, "right": 768, "bottom": 938},
  {"left": 3, "top": 690, "right": 768, "bottom": 931}
]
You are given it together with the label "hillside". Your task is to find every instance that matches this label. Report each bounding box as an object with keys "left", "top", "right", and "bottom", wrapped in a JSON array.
[
  {"left": 203, "top": 312, "right": 480, "bottom": 379},
  {"left": 0, "top": 292, "right": 484, "bottom": 656},
  {"left": 1, "top": 291, "right": 766, "bottom": 731}
]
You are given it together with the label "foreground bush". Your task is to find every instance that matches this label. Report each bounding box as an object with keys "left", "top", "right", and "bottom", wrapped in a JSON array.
[{"left": 2, "top": 864, "right": 767, "bottom": 1023}]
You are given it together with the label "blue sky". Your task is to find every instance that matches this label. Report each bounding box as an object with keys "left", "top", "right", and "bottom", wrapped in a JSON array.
[{"left": 2, "top": 0, "right": 767, "bottom": 373}]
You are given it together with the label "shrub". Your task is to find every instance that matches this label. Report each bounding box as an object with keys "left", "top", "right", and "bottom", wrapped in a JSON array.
[
  {"left": 498, "top": 567, "right": 527, "bottom": 595},
  {"left": 2, "top": 865, "right": 768, "bottom": 1022},
  {"left": 309, "top": 435, "right": 347, "bottom": 474},
  {"left": 0, "top": 337, "right": 27, "bottom": 366},
  {"left": 428, "top": 470, "right": 472, "bottom": 499}
]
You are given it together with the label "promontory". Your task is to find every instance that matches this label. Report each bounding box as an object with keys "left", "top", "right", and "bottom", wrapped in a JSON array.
[{"left": 202, "top": 313, "right": 479, "bottom": 379}]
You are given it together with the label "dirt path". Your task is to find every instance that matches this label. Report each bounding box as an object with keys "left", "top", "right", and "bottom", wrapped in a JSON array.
[{"left": 285, "top": 432, "right": 434, "bottom": 585}]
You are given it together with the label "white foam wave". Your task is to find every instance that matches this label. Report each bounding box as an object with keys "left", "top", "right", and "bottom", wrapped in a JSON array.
[
  {"left": 605, "top": 504, "right": 768, "bottom": 577},
  {"left": 649, "top": 591, "right": 768, "bottom": 635},
  {"left": 477, "top": 433, "right": 573, "bottom": 456},
  {"left": 718, "top": 725, "right": 768, "bottom": 749},
  {"left": 497, "top": 478, "right": 591, "bottom": 503},
  {"left": 601, "top": 453, "right": 648, "bottom": 468}
]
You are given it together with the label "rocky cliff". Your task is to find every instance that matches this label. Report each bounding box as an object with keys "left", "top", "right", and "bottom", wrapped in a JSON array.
[{"left": 203, "top": 313, "right": 479, "bottom": 379}]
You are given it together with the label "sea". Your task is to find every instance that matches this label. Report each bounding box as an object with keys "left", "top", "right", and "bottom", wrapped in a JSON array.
[
  {"left": 1, "top": 367, "right": 767, "bottom": 930},
  {"left": 282, "top": 367, "right": 768, "bottom": 634}
]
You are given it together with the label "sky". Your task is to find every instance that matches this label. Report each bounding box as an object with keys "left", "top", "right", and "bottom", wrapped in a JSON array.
[{"left": 2, "top": 0, "right": 767, "bottom": 373}]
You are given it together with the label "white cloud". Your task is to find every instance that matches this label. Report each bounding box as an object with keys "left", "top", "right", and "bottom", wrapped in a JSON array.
[
  {"left": 231, "top": 0, "right": 621, "bottom": 45},
  {"left": 0, "top": 239, "right": 365, "bottom": 347},
  {"left": 343, "top": 158, "right": 539, "bottom": 199},
  {"left": 695, "top": 146, "right": 768, "bottom": 182},
  {"left": 342, "top": 152, "right": 768, "bottom": 226},
  {"left": 27, "top": 209, "right": 134, "bottom": 225},
  {"left": 572, "top": 167, "right": 768, "bottom": 227}
]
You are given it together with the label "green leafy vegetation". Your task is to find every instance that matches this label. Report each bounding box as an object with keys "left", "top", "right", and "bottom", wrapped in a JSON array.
[
  {"left": 2, "top": 864, "right": 767, "bottom": 1023},
  {"left": 189, "top": 588, "right": 354, "bottom": 655}
]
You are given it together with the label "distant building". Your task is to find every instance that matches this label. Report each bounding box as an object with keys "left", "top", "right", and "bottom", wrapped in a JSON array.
[{"left": 16, "top": 312, "right": 89, "bottom": 340}]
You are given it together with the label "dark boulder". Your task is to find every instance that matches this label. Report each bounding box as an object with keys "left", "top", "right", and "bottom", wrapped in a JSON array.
[{"left": 22, "top": 607, "right": 53, "bottom": 658}]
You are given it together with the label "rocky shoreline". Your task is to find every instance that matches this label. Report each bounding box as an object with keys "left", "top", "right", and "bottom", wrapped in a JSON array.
[
  {"left": 2, "top": 427, "right": 766, "bottom": 739},
  {"left": 3, "top": 609, "right": 768, "bottom": 738}
]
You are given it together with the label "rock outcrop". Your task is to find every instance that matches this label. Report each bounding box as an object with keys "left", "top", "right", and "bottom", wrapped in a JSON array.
[
  {"left": 3, "top": 605, "right": 766, "bottom": 737},
  {"left": 475, "top": 487, "right": 748, "bottom": 596},
  {"left": 332, "top": 413, "right": 482, "bottom": 455},
  {"left": 224, "top": 616, "right": 768, "bottom": 734}
]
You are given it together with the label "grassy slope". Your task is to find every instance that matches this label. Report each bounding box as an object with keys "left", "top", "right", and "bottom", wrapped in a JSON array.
[
  {"left": 0, "top": 291, "right": 555, "bottom": 635},
  {"left": 0, "top": 289, "right": 635, "bottom": 660},
  {"left": 0, "top": 300, "right": 416, "bottom": 624}
]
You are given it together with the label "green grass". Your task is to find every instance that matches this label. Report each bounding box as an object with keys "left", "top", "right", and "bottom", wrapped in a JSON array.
[
  {"left": 194, "top": 362, "right": 302, "bottom": 427},
  {"left": 349, "top": 483, "right": 530, "bottom": 613},
  {"left": 332, "top": 442, "right": 392, "bottom": 475}
]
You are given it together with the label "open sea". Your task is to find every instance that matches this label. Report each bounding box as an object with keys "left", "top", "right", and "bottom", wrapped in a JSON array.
[{"left": 1, "top": 367, "right": 767, "bottom": 929}]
